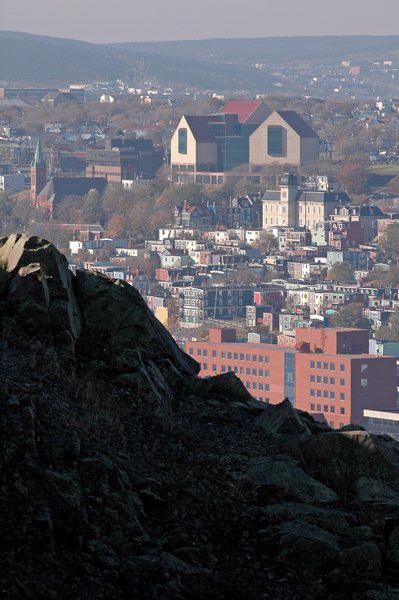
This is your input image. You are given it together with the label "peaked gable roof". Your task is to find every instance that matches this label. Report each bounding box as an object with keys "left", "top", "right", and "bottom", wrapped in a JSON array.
[
  {"left": 276, "top": 111, "right": 319, "bottom": 138},
  {"left": 184, "top": 116, "right": 220, "bottom": 143},
  {"left": 38, "top": 177, "right": 107, "bottom": 201}
]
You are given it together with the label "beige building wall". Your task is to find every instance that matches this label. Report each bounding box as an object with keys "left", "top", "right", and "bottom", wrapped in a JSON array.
[
  {"left": 171, "top": 117, "right": 197, "bottom": 166},
  {"left": 171, "top": 116, "right": 217, "bottom": 167},
  {"left": 249, "top": 112, "right": 301, "bottom": 166}
]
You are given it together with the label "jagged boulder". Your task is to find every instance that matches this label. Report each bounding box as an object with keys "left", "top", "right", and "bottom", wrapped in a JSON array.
[
  {"left": 0, "top": 234, "right": 83, "bottom": 350},
  {"left": 75, "top": 268, "right": 199, "bottom": 376}
]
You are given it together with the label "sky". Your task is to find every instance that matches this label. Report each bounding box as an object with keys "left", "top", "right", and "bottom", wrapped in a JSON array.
[{"left": 2, "top": 0, "right": 399, "bottom": 44}]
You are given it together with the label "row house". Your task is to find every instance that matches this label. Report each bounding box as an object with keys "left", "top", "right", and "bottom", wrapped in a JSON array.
[
  {"left": 83, "top": 262, "right": 126, "bottom": 280},
  {"left": 326, "top": 249, "right": 368, "bottom": 271},
  {"left": 365, "top": 307, "right": 393, "bottom": 329},
  {"left": 325, "top": 220, "right": 366, "bottom": 249},
  {"left": 254, "top": 288, "right": 285, "bottom": 310},
  {"left": 174, "top": 201, "right": 214, "bottom": 228},
  {"left": 246, "top": 305, "right": 279, "bottom": 328},
  {"left": 308, "top": 290, "right": 370, "bottom": 314},
  {"left": 377, "top": 213, "right": 399, "bottom": 243},
  {"left": 179, "top": 286, "right": 254, "bottom": 328},
  {"left": 278, "top": 228, "right": 312, "bottom": 252},
  {"left": 125, "top": 270, "right": 151, "bottom": 294},
  {"left": 330, "top": 205, "right": 383, "bottom": 242},
  {"left": 155, "top": 267, "right": 197, "bottom": 281},
  {"left": 158, "top": 228, "right": 201, "bottom": 241},
  {"left": 160, "top": 249, "right": 194, "bottom": 269}
]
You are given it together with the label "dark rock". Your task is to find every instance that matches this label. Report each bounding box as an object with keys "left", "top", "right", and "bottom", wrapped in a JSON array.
[{"left": 339, "top": 542, "right": 382, "bottom": 577}]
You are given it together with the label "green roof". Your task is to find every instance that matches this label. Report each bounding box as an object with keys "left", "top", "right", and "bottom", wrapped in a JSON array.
[{"left": 31, "top": 139, "right": 46, "bottom": 168}]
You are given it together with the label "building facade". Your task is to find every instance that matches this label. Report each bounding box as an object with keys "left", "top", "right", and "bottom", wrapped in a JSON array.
[
  {"left": 186, "top": 327, "right": 397, "bottom": 429},
  {"left": 262, "top": 174, "right": 350, "bottom": 230},
  {"left": 179, "top": 286, "right": 254, "bottom": 328},
  {"left": 171, "top": 102, "right": 319, "bottom": 185}
]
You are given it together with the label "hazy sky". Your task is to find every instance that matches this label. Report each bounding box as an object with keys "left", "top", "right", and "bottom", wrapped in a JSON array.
[{"left": 3, "top": 0, "right": 399, "bottom": 44}]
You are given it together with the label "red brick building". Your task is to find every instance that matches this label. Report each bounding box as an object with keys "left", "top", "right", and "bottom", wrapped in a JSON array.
[{"left": 186, "top": 327, "right": 397, "bottom": 429}]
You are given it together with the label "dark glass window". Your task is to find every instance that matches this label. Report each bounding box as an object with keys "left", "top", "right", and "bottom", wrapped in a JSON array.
[
  {"left": 178, "top": 129, "right": 187, "bottom": 154},
  {"left": 268, "top": 125, "right": 282, "bottom": 155}
]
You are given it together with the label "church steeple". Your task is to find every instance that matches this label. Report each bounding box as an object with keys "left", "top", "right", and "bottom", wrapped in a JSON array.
[
  {"left": 31, "top": 138, "right": 46, "bottom": 168},
  {"left": 30, "top": 138, "right": 47, "bottom": 206}
]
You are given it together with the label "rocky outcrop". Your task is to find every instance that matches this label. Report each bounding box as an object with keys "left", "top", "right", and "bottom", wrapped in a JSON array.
[{"left": 3, "top": 235, "right": 399, "bottom": 599}]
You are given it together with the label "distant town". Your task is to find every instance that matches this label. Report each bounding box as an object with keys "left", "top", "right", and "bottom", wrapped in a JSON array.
[{"left": 4, "top": 80, "right": 399, "bottom": 438}]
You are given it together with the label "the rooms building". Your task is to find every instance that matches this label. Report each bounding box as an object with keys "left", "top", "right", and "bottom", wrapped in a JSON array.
[{"left": 171, "top": 101, "right": 319, "bottom": 185}]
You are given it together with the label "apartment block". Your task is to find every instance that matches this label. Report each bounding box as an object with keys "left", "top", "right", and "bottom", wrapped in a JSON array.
[{"left": 186, "top": 327, "right": 397, "bottom": 429}]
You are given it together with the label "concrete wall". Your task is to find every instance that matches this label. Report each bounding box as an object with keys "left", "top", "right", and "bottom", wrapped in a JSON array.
[
  {"left": 249, "top": 112, "right": 301, "bottom": 166},
  {"left": 197, "top": 142, "right": 218, "bottom": 165},
  {"left": 300, "top": 136, "right": 319, "bottom": 164}
]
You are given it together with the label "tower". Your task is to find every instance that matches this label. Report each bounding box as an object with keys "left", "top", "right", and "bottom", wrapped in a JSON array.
[
  {"left": 30, "top": 139, "right": 47, "bottom": 206},
  {"left": 279, "top": 173, "right": 299, "bottom": 227}
]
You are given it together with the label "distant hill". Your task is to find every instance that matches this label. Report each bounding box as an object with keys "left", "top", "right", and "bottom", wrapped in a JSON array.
[
  {"left": 111, "top": 35, "right": 399, "bottom": 65},
  {"left": 0, "top": 31, "right": 276, "bottom": 91}
]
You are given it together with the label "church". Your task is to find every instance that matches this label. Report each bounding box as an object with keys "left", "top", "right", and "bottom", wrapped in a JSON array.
[{"left": 30, "top": 140, "right": 107, "bottom": 219}]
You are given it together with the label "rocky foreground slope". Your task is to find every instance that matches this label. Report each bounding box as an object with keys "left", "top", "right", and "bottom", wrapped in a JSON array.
[{"left": 2, "top": 234, "right": 399, "bottom": 599}]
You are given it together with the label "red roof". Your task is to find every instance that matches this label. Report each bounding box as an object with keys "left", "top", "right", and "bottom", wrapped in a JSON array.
[{"left": 219, "top": 101, "right": 264, "bottom": 123}]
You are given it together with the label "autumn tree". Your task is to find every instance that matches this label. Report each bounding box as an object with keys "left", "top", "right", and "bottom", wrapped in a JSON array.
[
  {"left": 330, "top": 303, "right": 370, "bottom": 329},
  {"left": 388, "top": 176, "right": 399, "bottom": 196},
  {"left": 339, "top": 163, "right": 367, "bottom": 195},
  {"left": 378, "top": 223, "right": 399, "bottom": 264},
  {"left": 326, "top": 261, "right": 355, "bottom": 282},
  {"left": 82, "top": 191, "right": 104, "bottom": 223},
  {"left": 107, "top": 214, "right": 127, "bottom": 238},
  {"left": 252, "top": 231, "right": 278, "bottom": 254}
]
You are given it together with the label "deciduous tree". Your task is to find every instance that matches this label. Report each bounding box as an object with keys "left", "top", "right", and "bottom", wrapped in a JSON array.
[
  {"left": 326, "top": 261, "right": 354, "bottom": 282},
  {"left": 330, "top": 303, "right": 370, "bottom": 329}
]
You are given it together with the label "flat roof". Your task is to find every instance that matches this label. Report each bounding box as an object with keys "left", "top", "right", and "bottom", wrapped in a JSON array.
[{"left": 187, "top": 340, "right": 387, "bottom": 359}]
